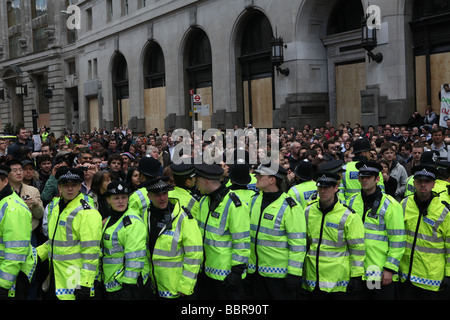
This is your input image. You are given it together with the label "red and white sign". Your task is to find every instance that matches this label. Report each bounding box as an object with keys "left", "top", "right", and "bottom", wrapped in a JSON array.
[{"left": 193, "top": 94, "right": 202, "bottom": 105}]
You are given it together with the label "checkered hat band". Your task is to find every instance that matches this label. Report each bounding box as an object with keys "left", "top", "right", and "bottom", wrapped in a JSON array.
[
  {"left": 149, "top": 180, "right": 169, "bottom": 190},
  {"left": 317, "top": 175, "right": 337, "bottom": 183},
  {"left": 359, "top": 165, "right": 379, "bottom": 173},
  {"left": 173, "top": 168, "right": 195, "bottom": 176},
  {"left": 58, "top": 171, "right": 81, "bottom": 181},
  {"left": 414, "top": 169, "right": 436, "bottom": 179}
]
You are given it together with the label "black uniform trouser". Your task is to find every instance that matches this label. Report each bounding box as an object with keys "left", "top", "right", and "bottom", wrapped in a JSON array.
[
  {"left": 196, "top": 272, "right": 244, "bottom": 300},
  {"left": 8, "top": 271, "right": 30, "bottom": 300},
  {"left": 245, "top": 272, "right": 301, "bottom": 300},
  {"left": 308, "top": 285, "right": 356, "bottom": 300},
  {"left": 398, "top": 280, "right": 449, "bottom": 300}
]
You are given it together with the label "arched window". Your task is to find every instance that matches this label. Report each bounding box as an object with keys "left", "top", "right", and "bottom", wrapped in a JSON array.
[
  {"left": 186, "top": 29, "right": 212, "bottom": 89},
  {"left": 238, "top": 11, "right": 273, "bottom": 128},
  {"left": 327, "top": 0, "right": 364, "bottom": 36},
  {"left": 144, "top": 42, "right": 165, "bottom": 89}
]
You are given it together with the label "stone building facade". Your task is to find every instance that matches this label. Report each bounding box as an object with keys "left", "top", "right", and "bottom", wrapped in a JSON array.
[{"left": 0, "top": 0, "right": 448, "bottom": 136}]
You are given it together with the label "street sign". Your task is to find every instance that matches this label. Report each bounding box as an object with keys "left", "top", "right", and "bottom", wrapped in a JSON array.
[{"left": 193, "top": 94, "right": 202, "bottom": 105}]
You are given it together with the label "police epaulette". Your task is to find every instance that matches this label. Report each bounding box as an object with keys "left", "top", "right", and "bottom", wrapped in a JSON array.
[
  {"left": 182, "top": 206, "right": 194, "bottom": 219},
  {"left": 123, "top": 215, "right": 132, "bottom": 227},
  {"left": 442, "top": 200, "right": 450, "bottom": 211},
  {"left": 342, "top": 203, "right": 356, "bottom": 213},
  {"left": 80, "top": 199, "right": 91, "bottom": 210},
  {"left": 285, "top": 197, "right": 297, "bottom": 208},
  {"left": 229, "top": 192, "right": 242, "bottom": 207}
]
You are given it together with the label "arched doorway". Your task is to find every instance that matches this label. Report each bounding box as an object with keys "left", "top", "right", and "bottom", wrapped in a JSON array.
[
  {"left": 324, "top": 0, "right": 365, "bottom": 126},
  {"left": 0, "top": 66, "right": 25, "bottom": 131},
  {"left": 184, "top": 28, "right": 213, "bottom": 130},
  {"left": 111, "top": 52, "right": 129, "bottom": 129},
  {"left": 238, "top": 10, "right": 274, "bottom": 129},
  {"left": 143, "top": 41, "right": 166, "bottom": 134}
]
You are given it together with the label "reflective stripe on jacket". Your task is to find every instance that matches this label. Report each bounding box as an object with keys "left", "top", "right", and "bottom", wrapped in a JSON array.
[
  {"left": 128, "top": 187, "right": 150, "bottom": 218},
  {"left": 37, "top": 193, "right": 102, "bottom": 300},
  {"left": 197, "top": 191, "right": 250, "bottom": 281},
  {"left": 303, "top": 199, "right": 365, "bottom": 293},
  {"left": 341, "top": 161, "right": 385, "bottom": 200},
  {"left": 101, "top": 210, "right": 148, "bottom": 292},
  {"left": 288, "top": 180, "right": 317, "bottom": 209},
  {"left": 347, "top": 191, "right": 405, "bottom": 280},
  {"left": 144, "top": 199, "right": 203, "bottom": 298},
  {"left": 399, "top": 194, "right": 450, "bottom": 291},
  {"left": 0, "top": 191, "right": 37, "bottom": 297},
  {"left": 248, "top": 193, "right": 306, "bottom": 278},
  {"left": 169, "top": 186, "right": 199, "bottom": 219}
]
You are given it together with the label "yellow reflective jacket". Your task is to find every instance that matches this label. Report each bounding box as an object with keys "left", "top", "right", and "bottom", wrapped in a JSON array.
[
  {"left": 101, "top": 208, "right": 148, "bottom": 293},
  {"left": 347, "top": 189, "right": 405, "bottom": 280},
  {"left": 0, "top": 188, "right": 37, "bottom": 297},
  {"left": 288, "top": 180, "right": 317, "bottom": 209},
  {"left": 248, "top": 192, "right": 306, "bottom": 278},
  {"left": 399, "top": 193, "right": 450, "bottom": 291},
  {"left": 169, "top": 186, "right": 199, "bottom": 219},
  {"left": 37, "top": 193, "right": 103, "bottom": 300},
  {"left": 303, "top": 197, "right": 365, "bottom": 293},
  {"left": 144, "top": 199, "right": 203, "bottom": 298},
  {"left": 197, "top": 188, "right": 250, "bottom": 281},
  {"left": 128, "top": 187, "right": 150, "bottom": 218}
]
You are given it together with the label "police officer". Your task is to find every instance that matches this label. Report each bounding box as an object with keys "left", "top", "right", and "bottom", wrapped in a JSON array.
[
  {"left": 228, "top": 163, "right": 257, "bottom": 207},
  {"left": 288, "top": 160, "right": 317, "bottom": 209},
  {"left": 143, "top": 176, "right": 203, "bottom": 299},
  {"left": 101, "top": 181, "right": 148, "bottom": 300},
  {"left": 399, "top": 164, "right": 450, "bottom": 300},
  {"left": 169, "top": 160, "right": 200, "bottom": 219},
  {"left": 128, "top": 156, "right": 162, "bottom": 218},
  {"left": 303, "top": 171, "right": 365, "bottom": 300},
  {"left": 37, "top": 167, "right": 103, "bottom": 300},
  {"left": 306, "top": 160, "right": 346, "bottom": 205},
  {"left": 346, "top": 161, "right": 405, "bottom": 300},
  {"left": 404, "top": 151, "right": 450, "bottom": 199},
  {"left": 0, "top": 165, "right": 36, "bottom": 300},
  {"left": 247, "top": 163, "right": 306, "bottom": 299},
  {"left": 194, "top": 163, "right": 250, "bottom": 300},
  {"left": 341, "top": 138, "right": 384, "bottom": 200}
]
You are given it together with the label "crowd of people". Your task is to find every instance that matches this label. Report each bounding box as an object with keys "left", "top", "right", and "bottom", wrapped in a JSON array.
[{"left": 0, "top": 109, "right": 449, "bottom": 301}]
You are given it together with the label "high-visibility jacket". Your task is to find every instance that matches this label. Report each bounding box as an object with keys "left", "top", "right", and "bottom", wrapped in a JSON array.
[
  {"left": 143, "top": 199, "right": 203, "bottom": 298},
  {"left": 247, "top": 173, "right": 258, "bottom": 192},
  {"left": 303, "top": 198, "right": 365, "bottom": 293},
  {"left": 229, "top": 187, "right": 257, "bottom": 207},
  {"left": 0, "top": 188, "right": 37, "bottom": 297},
  {"left": 288, "top": 180, "right": 317, "bottom": 209},
  {"left": 347, "top": 189, "right": 405, "bottom": 281},
  {"left": 37, "top": 193, "right": 103, "bottom": 300},
  {"left": 128, "top": 187, "right": 150, "bottom": 218},
  {"left": 404, "top": 176, "right": 449, "bottom": 199},
  {"left": 341, "top": 161, "right": 385, "bottom": 200},
  {"left": 101, "top": 208, "right": 148, "bottom": 293},
  {"left": 248, "top": 192, "right": 306, "bottom": 278},
  {"left": 197, "top": 189, "right": 250, "bottom": 281},
  {"left": 399, "top": 194, "right": 450, "bottom": 291},
  {"left": 169, "top": 186, "right": 199, "bottom": 219},
  {"left": 42, "top": 131, "right": 49, "bottom": 142}
]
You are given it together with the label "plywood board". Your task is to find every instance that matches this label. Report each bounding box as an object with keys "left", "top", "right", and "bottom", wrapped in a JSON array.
[
  {"left": 144, "top": 87, "right": 166, "bottom": 134},
  {"left": 89, "top": 98, "right": 99, "bottom": 131},
  {"left": 335, "top": 62, "right": 366, "bottom": 125},
  {"left": 243, "top": 77, "right": 273, "bottom": 129}
]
